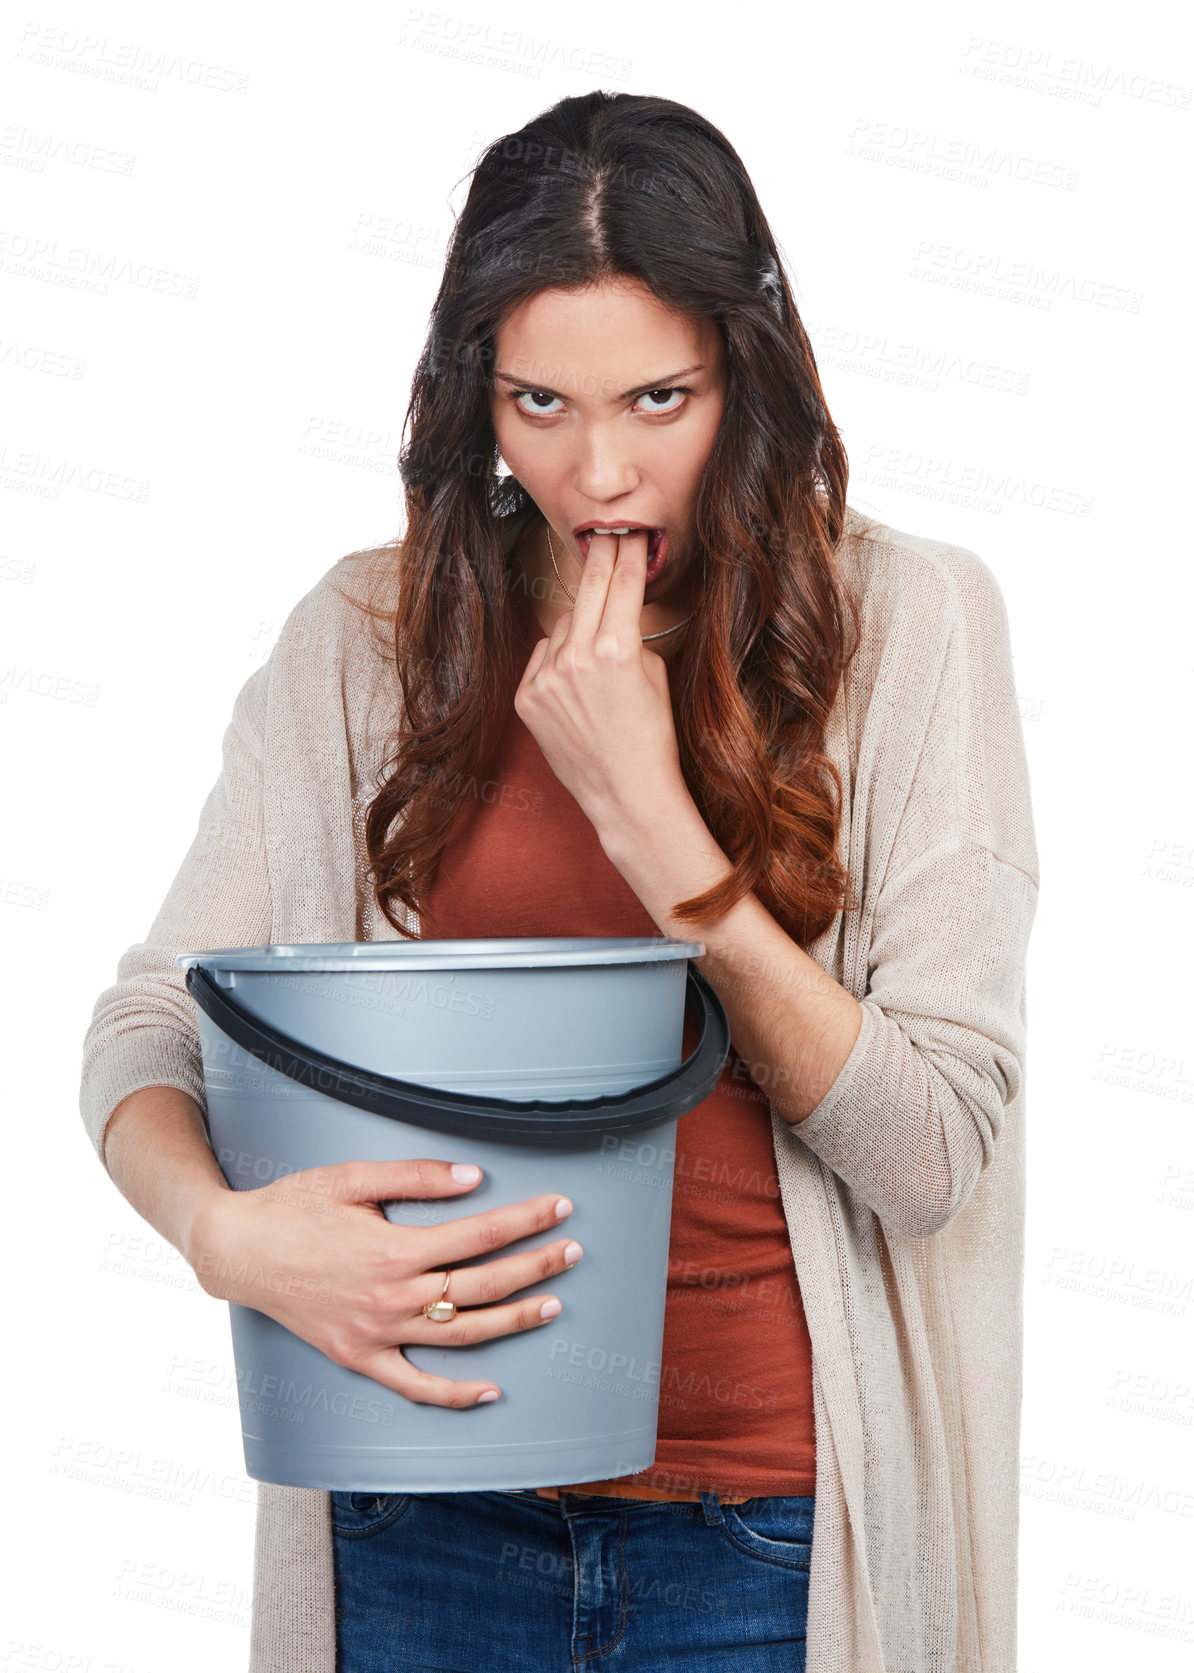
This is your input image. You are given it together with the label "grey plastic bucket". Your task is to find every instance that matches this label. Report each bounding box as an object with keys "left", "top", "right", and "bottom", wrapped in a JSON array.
[{"left": 174, "top": 938, "right": 730, "bottom": 1493}]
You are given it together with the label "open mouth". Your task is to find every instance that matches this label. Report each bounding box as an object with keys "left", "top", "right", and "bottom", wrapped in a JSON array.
[{"left": 575, "top": 526, "right": 669, "bottom": 583}]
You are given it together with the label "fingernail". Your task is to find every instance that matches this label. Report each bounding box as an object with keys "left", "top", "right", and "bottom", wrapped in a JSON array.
[
  {"left": 452, "top": 1164, "right": 482, "bottom": 1183},
  {"left": 563, "top": 1242, "right": 583, "bottom": 1266},
  {"left": 554, "top": 1198, "right": 573, "bottom": 1219},
  {"left": 539, "top": 1299, "right": 562, "bottom": 1319},
  {"left": 476, "top": 1389, "right": 499, "bottom": 1404}
]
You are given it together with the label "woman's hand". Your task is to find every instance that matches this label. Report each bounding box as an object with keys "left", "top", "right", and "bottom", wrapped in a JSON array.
[
  {"left": 513, "top": 529, "right": 686, "bottom": 838},
  {"left": 187, "top": 1160, "right": 583, "bottom": 1409}
]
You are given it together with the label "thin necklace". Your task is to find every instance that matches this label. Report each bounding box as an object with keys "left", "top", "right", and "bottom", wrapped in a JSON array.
[{"left": 545, "top": 525, "right": 692, "bottom": 642}]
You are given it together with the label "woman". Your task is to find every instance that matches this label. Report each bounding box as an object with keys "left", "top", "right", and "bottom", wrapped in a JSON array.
[{"left": 80, "top": 92, "right": 1038, "bottom": 1673}]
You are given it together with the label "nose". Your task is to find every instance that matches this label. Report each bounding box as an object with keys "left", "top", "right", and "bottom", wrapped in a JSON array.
[{"left": 569, "top": 422, "right": 641, "bottom": 504}]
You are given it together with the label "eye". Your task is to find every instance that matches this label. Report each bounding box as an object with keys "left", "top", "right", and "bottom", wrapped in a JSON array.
[
  {"left": 511, "top": 389, "right": 566, "bottom": 417},
  {"left": 634, "top": 387, "right": 689, "bottom": 414}
]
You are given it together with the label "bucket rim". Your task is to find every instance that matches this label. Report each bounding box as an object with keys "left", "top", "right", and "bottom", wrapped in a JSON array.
[{"left": 174, "top": 936, "right": 704, "bottom": 973}]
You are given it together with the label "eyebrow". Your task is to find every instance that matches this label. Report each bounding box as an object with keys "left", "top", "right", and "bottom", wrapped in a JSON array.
[{"left": 492, "top": 364, "right": 706, "bottom": 401}]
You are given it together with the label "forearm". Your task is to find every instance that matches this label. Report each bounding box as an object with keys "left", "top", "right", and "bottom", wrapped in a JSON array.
[
  {"left": 597, "top": 788, "right": 863, "bottom": 1123},
  {"left": 102, "top": 1086, "right": 232, "bottom": 1266}
]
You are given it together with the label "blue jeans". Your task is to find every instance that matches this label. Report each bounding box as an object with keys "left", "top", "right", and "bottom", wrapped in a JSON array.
[{"left": 332, "top": 1486, "right": 814, "bottom": 1670}]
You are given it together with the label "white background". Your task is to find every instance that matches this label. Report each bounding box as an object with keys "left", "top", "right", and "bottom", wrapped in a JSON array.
[{"left": 3, "top": 1, "right": 1192, "bottom": 1667}]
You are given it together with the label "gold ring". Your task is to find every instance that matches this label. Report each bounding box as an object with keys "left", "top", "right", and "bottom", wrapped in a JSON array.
[{"left": 423, "top": 1270, "right": 457, "bottom": 1323}]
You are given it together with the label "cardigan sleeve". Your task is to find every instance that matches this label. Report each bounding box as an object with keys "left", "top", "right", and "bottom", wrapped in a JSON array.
[
  {"left": 790, "top": 547, "right": 1039, "bottom": 1239},
  {"left": 78, "top": 655, "right": 274, "bottom": 1173}
]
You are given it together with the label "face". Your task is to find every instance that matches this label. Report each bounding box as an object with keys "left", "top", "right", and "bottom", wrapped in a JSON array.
[{"left": 489, "top": 276, "right": 727, "bottom": 631}]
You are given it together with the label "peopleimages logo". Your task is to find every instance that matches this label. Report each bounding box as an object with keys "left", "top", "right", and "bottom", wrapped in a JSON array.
[
  {"left": 271, "top": 969, "right": 498, "bottom": 1019},
  {"left": 544, "top": 1337, "right": 780, "bottom": 1411},
  {"left": 235, "top": 1367, "right": 399, "bottom": 1429}
]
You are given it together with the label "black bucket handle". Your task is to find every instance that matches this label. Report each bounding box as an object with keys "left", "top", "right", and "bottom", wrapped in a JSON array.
[{"left": 185, "top": 960, "right": 730, "bottom": 1146}]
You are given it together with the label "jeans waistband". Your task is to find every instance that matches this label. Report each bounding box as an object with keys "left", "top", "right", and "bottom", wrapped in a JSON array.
[{"left": 512, "top": 1485, "right": 756, "bottom": 1505}]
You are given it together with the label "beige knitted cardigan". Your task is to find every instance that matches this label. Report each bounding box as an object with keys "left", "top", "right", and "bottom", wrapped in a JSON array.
[{"left": 80, "top": 502, "right": 1039, "bottom": 1673}]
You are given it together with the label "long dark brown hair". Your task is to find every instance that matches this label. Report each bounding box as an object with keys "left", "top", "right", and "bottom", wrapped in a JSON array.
[{"left": 338, "top": 91, "right": 862, "bottom": 946}]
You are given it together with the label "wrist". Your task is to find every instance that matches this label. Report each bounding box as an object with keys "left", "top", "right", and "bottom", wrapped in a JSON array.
[{"left": 594, "top": 777, "right": 699, "bottom": 866}]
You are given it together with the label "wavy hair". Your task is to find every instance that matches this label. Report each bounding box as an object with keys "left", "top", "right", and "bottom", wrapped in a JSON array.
[{"left": 338, "top": 90, "right": 862, "bottom": 947}]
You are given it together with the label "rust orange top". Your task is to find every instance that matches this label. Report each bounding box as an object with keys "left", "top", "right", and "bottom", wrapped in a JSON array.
[{"left": 420, "top": 587, "right": 816, "bottom": 1500}]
